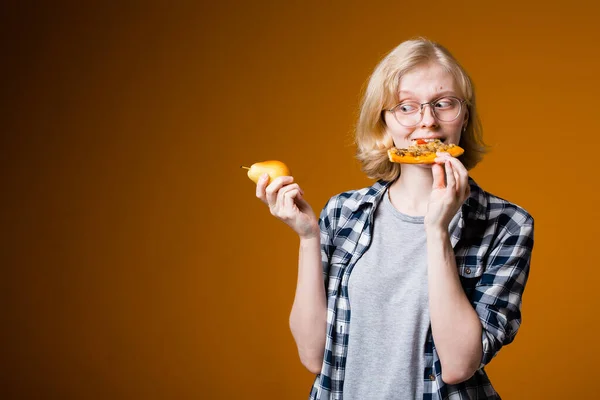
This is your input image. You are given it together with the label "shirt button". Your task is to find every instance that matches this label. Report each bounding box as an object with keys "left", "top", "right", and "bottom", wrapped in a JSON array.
[
  {"left": 465, "top": 268, "right": 472, "bottom": 274},
  {"left": 429, "top": 374, "right": 436, "bottom": 381}
]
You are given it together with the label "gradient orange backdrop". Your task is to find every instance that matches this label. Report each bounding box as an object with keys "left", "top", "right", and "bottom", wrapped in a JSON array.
[{"left": 2, "top": 1, "right": 599, "bottom": 399}]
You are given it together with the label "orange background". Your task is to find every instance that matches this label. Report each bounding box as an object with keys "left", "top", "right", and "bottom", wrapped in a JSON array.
[{"left": 2, "top": 1, "right": 599, "bottom": 399}]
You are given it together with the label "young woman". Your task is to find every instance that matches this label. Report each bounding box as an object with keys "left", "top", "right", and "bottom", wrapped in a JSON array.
[{"left": 255, "top": 38, "right": 534, "bottom": 400}]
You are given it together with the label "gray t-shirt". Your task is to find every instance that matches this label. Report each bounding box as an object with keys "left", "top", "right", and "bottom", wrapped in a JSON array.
[{"left": 344, "top": 189, "right": 430, "bottom": 400}]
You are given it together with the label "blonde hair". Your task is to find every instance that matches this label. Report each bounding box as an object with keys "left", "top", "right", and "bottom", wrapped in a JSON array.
[{"left": 355, "top": 37, "right": 488, "bottom": 181}]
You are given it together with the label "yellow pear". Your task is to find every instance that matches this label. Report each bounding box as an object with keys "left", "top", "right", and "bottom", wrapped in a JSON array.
[{"left": 241, "top": 160, "right": 291, "bottom": 184}]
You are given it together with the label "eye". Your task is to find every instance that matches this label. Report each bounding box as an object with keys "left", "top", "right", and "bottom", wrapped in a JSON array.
[
  {"left": 434, "top": 97, "right": 457, "bottom": 109},
  {"left": 398, "top": 102, "right": 419, "bottom": 113}
]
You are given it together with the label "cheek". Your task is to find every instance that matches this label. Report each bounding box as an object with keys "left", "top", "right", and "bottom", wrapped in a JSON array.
[
  {"left": 446, "top": 125, "right": 462, "bottom": 144},
  {"left": 445, "top": 119, "right": 463, "bottom": 135},
  {"left": 387, "top": 128, "right": 413, "bottom": 148},
  {"left": 384, "top": 114, "right": 413, "bottom": 137},
  {"left": 383, "top": 112, "right": 396, "bottom": 128}
]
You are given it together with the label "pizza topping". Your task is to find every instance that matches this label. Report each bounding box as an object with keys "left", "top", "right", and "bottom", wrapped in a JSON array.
[{"left": 390, "top": 139, "right": 457, "bottom": 157}]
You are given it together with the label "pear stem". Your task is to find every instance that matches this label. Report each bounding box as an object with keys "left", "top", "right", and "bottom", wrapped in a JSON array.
[{"left": 240, "top": 166, "right": 250, "bottom": 170}]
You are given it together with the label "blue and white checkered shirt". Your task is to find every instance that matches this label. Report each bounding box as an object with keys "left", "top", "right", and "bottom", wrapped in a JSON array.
[{"left": 308, "top": 178, "right": 534, "bottom": 400}]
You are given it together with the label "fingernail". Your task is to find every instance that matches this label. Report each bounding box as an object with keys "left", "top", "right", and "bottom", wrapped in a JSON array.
[{"left": 261, "top": 173, "right": 269, "bottom": 180}]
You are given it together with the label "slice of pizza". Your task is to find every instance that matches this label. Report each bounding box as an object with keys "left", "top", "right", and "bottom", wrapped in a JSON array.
[{"left": 387, "top": 139, "right": 464, "bottom": 164}]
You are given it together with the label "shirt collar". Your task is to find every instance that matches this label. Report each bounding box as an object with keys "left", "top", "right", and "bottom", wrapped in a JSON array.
[
  {"left": 344, "top": 179, "right": 391, "bottom": 213},
  {"left": 346, "top": 176, "right": 487, "bottom": 221}
]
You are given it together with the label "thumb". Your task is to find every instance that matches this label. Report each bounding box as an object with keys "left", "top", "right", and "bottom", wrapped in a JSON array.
[{"left": 431, "top": 164, "right": 446, "bottom": 189}]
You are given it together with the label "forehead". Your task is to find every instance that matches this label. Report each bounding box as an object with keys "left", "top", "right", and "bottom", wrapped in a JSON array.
[{"left": 398, "top": 63, "right": 457, "bottom": 98}]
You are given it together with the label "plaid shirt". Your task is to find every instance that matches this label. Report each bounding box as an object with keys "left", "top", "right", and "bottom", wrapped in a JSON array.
[{"left": 308, "top": 178, "right": 534, "bottom": 400}]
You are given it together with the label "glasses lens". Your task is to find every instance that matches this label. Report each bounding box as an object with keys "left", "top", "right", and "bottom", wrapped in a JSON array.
[
  {"left": 393, "top": 101, "right": 421, "bottom": 127},
  {"left": 433, "top": 97, "right": 461, "bottom": 122}
]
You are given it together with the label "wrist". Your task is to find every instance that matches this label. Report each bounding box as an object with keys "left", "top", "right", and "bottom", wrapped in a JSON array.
[
  {"left": 299, "top": 225, "right": 320, "bottom": 241},
  {"left": 425, "top": 224, "right": 450, "bottom": 240}
]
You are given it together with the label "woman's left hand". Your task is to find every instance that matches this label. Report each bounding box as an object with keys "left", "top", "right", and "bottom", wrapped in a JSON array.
[{"left": 424, "top": 152, "right": 471, "bottom": 231}]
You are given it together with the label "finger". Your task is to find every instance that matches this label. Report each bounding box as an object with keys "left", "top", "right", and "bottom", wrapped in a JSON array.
[
  {"left": 452, "top": 161, "right": 460, "bottom": 193},
  {"left": 435, "top": 151, "right": 451, "bottom": 158},
  {"left": 282, "top": 182, "right": 304, "bottom": 195},
  {"left": 445, "top": 160, "right": 456, "bottom": 191},
  {"left": 265, "top": 176, "right": 294, "bottom": 206},
  {"left": 277, "top": 183, "right": 302, "bottom": 208},
  {"left": 291, "top": 189, "right": 311, "bottom": 212},
  {"left": 255, "top": 173, "right": 270, "bottom": 203},
  {"left": 446, "top": 157, "right": 469, "bottom": 198},
  {"left": 432, "top": 163, "right": 445, "bottom": 189},
  {"left": 434, "top": 156, "right": 452, "bottom": 167},
  {"left": 445, "top": 156, "right": 467, "bottom": 176},
  {"left": 282, "top": 188, "right": 301, "bottom": 217},
  {"left": 439, "top": 156, "right": 459, "bottom": 191}
]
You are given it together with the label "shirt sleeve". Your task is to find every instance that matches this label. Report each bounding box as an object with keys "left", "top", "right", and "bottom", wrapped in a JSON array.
[{"left": 473, "top": 219, "right": 534, "bottom": 369}]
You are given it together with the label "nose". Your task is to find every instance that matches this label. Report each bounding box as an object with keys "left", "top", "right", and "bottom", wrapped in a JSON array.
[{"left": 420, "top": 104, "right": 437, "bottom": 127}]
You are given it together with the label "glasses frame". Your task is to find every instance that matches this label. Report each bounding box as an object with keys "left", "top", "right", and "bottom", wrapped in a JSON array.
[{"left": 384, "top": 96, "right": 468, "bottom": 127}]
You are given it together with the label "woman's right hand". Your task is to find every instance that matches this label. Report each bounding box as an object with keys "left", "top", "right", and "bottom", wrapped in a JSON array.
[{"left": 256, "top": 173, "right": 319, "bottom": 240}]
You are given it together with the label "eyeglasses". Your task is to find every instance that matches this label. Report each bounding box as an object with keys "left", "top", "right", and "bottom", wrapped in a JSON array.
[{"left": 384, "top": 96, "right": 468, "bottom": 127}]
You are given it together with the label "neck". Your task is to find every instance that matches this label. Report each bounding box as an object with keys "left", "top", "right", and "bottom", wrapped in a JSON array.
[{"left": 388, "top": 165, "right": 434, "bottom": 216}]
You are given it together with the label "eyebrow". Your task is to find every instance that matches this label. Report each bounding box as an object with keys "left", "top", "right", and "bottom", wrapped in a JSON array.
[{"left": 398, "top": 90, "right": 458, "bottom": 99}]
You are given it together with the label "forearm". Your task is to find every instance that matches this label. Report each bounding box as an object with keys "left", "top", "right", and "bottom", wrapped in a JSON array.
[
  {"left": 289, "top": 236, "right": 327, "bottom": 373},
  {"left": 426, "top": 227, "right": 482, "bottom": 384}
]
